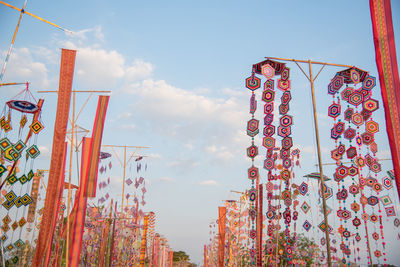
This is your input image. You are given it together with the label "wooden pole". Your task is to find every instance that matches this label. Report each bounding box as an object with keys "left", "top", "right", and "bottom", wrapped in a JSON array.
[
  {"left": 65, "top": 91, "right": 76, "bottom": 267},
  {"left": 308, "top": 59, "right": 332, "bottom": 267},
  {"left": 218, "top": 206, "right": 226, "bottom": 267},
  {"left": 121, "top": 146, "right": 127, "bottom": 217}
]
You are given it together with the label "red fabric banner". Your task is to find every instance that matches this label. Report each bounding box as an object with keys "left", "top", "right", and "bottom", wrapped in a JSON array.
[
  {"left": 32, "top": 48, "right": 76, "bottom": 266},
  {"left": 218, "top": 206, "right": 226, "bottom": 267},
  {"left": 370, "top": 0, "right": 400, "bottom": 197},
  {"left": 85, "top": 95, "right": 110, "bottom": 197},
  {"left": 257, "top": 184, "right": 263, "bottom": 267},
  {"left": 68, "top": 137, "right": 92, "bottom": 266}
]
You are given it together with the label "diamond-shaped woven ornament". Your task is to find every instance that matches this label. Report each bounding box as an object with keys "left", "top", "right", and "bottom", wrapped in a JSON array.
[
  {"left": 380, "top": 195, "right": 392, "bottom": 206},
  {"left": 5, "top": 191, "right": 16, "bottom": 202},
  {"left": 6, "top": 244, "right": 14, "bottom": 252},
  {"left": 13, "top": 140, "right": 26, "bottom": 153},
  {"left": 20, "top": 194, "right": 33, "bottom": 206},
  {"left": 7, "top": 174, "right": 18, "bottom": 185},
  {"left": 0, "top": 137, "right": 12, "bottom": 151},
  {"left": 1, "top": 234, "right": 7, "bottom": 242},
  {"left": 14, "top": 197, "right": 23, "bottom": 208},
  {"left": 1, "top": 224, "right": 10, "bottom": 233},
  {"left": 18, "top": 217, "right": 26, "bottom": 227},
  {"left": 125, "top": 178, "right": 133, "bottom": 186},
  {"left": 19, "top": 175, "right": 28, "bottom": 185},
  {"left": 385, "top": 206, "right": 396, "bottom": 217},
  {"left": 2, "top": 215, "right": 11, "bottom": 225},
  {"left": 2, "top": 200, "right": 14, "bottom": 211},
  {"left": 0, "top": 164, "right": 6, "bottom": 177},
  {"left": 11, "top": 256, "right": 18, "bottom": 264},
  {"left": 26, "top": 144, "right": 40, "bottom": 159},
  {"left": 27, "top": 170, "right": 34, "bottom": 181},
  {"left": 318, "top": 221, "right": 332, "bottom": 233},
  {"left": 303, "top": 220, "right": 312, "bottom": 232},
  {"left": 382, "top": 176, "right": 393, "bottom": 190},
  {"left": 20, "top": 115, "right": 27, "bottom": 128},
  {"left": 11, "top": 221, "right": 18, "bottom": 231},
  {"left": 300, "top": 201, "right": 310, "bottom": 214},
  {"left": 29, "top": 121, "right": 44, "bottom": 134},
  {"left": 299, "top": 182, "right": 308, "bottom": 195},
  {"left": 14, "top": 239, "right": 24, "bottom": 248}
]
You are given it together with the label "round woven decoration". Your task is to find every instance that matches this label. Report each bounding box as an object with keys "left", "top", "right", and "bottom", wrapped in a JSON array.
[{"left": 7, "top": 100, "right": 39, "bottom": 114}]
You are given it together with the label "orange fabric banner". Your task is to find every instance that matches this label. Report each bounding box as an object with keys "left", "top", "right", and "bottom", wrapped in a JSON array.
[
  {"left": 218, "top": 206, "right": 226, "bottom": 267},
  {"left": 139, "top": 215, "right": 149, "bottom": 266},
  {"left": 32, "top": 48, "right": 75, "bottom": 266},
  {"left": 85, "top": 95, "right": 110, "bottom": 197}
]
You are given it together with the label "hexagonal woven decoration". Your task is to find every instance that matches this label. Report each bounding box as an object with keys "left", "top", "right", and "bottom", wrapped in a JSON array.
[
  {"left": 344, "top": 108, "right": 354, "bottom": 121},
  {"left": 362, "top": 75, "right": 376, "bottom": 90},
  {"left": 247, "top": 144, "right": 258, "bottom": 159},
  {"left": 346, "top": 146, "right": 357, "bottom": 159},
  {"left": 368, "top": 196, "right": 379, "bottom": 206},
  {"left": 246, "top": 76, "right": 261, "bottom": 91},
  {"left": 264, "top": 113, "right": 274, "bottom": 125},
  {"left": 331, "top": 75, "right": 344, "bottom": 91},
  {"left": 336, "top": 165, "right": 349, "bottom": 180},
  {"left": 250, "top": 93, "right": 257, "bottom": 114},
  {"left": 277, "top": 79, "right": 290, "bottom": 91},
  {"left": 262, "top": 89, "right": 275, "bottom": 103},
  {"left": 280, "top": 115, "right": 293, "bottom": 127},
  {"left": 279, "top": 103, "right": 289, "bottom": 115},
  {"left": 264, "top": 103, "right": 273, "bottom": 114},
  {"left": 281, "top": 137, "right": 293, "bottom": 150},
  {"left": 247, "top": 166, "right": 259, "bottom": 181},
  {"left": 261, "top": 64, "right": 275, "bottom": 79},
  {"left": 264, "top": 158, "right": 275, "bottom": 171},
  {"left": 328, "top": 103, "right": 341, "bottom": 118},
  {"left": 363, "top": 98, "right": 379, "bottom": 112},
  {"left": 262, "top": 137, "right": 275, "bottom": 149},
  {"left": 361, "top": 132, "right": 374, "bottom": 145},
  {"left": 247, "top": 119, "right": 259, "bottom": 137},
  {"left": 351, "top": 112, "right": 364, "bottom": 126},
  {"left": 277, "top": 126, "right": 291, "bottom": 137},
  {"left": 281, "top": 67, "right": 290, "bottom": 81},
  {"left": 382, "top": 176, "right": 393, "bottom": 190},
  {"left": 334, "top": 121, "right": 345, "bottom": 135},
  {"left": 348, "top": 91, "right": 364, "bottom": 106},
  {"left": 349, "top": 184, "right": 359, "bottom": 195},
  {"left": 394, "top": 218, "right": 400, "bottom": 227},
  {"left": 344, "top": 127, "right": 356, "bottom": 140},
  {"left": 263, "top": 125, "right": 275, "bottom": 137},
  {"left": 280, "top": 170, "right": 291, "bottom": 181},
  {"left": 341, "top": 87, "right": 354, "bottom": 101},
  {"left": 264, "top": 79, "right": 274, "bottom": 90},
  {"left": 351, "top": 202, "right": 360, "bottom": 212},
  {"left": 353, "top": 217, "right": 361, "bottom": 227},
  {"left": 281, "top": 91, "right": 291, "bottom": 105},
  {"left": 366, "top": 120, "right": 379, "bottom": 134}
]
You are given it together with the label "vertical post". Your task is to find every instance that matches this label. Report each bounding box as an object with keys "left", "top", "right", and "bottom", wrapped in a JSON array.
[
  {"left": 308, "top": 59, "right": 332, "bottom": 267},
  {"left": 218, "top": 206, "right": 226, "bottom": 267},
  {"left": 204, "top": 245, "right": 208, "bottom": 267},
  {"left": 139, "top": 215, "right": 149, "bottom": 267},
  {"left": 121, "top": 146, "right": 127, "bottom": 217},
  {"left": 66, "top": 91, "right": 76, "bottom": 267},
  {"left": 257, "top": 184, "right": 263, "bottom": 267}
]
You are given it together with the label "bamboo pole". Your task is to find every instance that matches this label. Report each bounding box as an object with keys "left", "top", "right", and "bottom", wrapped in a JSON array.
[
  {"left": 265, "top": 57, "right": 353, "bottom": 68},
  {"left": 65, "top": 91, "right": 76, "bottom": 267},
  {"left": 308, "top": 59, "right": 332, "bottom": 267}
]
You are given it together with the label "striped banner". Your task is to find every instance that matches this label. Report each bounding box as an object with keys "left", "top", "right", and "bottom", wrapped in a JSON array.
[
  {"left": 32, "top": 49, "right": 75, "bottom": 266},
  {"left": 85, "top": 95, "right": 110, "bottom": 197},
  {"left": 139, "top": 215, "right": 149, "bottom": 266},
  {"left": 27, "top": 173, "right": 40, "bottom": 223},
  {"left": 218, "top": 206, "right": 226, "bottom": 267},
  {"left": 68, "top": 137, "right": 92, "bottom": 266},
  {"left": 370, "top": 0, "right": 400, "bottom": 197}
]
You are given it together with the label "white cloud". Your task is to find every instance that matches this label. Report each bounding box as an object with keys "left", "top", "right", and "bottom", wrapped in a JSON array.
[
  {"left": 119, "top": 123, "right": 136, "bottom": 130},
  {"left": 159, "top": 177, "right": 175, "bottom": 183},
  {"left": 199, "top": 180, "right": 218, "bottom": 186},
  {"left": 125, "top": 59, "right": 153, "bottom": 81},
  {"left": 1, "top": 47, "right": 50, "bottom": 91},
  {"left": 38, "top": 145, "right": 50, "bottom": 158}
]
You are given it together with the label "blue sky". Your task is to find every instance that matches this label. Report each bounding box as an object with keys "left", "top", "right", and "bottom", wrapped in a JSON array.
[{"left": 1, "top": 0, "right": 400, "bottom": 264}]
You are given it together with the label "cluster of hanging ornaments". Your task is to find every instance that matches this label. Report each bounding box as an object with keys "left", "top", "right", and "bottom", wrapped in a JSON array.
[
  {"left": 246, "top": 59, "right": 302, "bottom": 265},
  {"left": 0, "top": 84, "right": 44, "bottom": 265},
  {"left": 327, "top": 67, "right": 391, "bottom": 265}
]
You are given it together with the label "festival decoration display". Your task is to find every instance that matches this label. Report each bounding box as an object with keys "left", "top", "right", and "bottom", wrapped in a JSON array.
[{"left": 326, "top": 66, "right": 399, "bottom": 265}]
